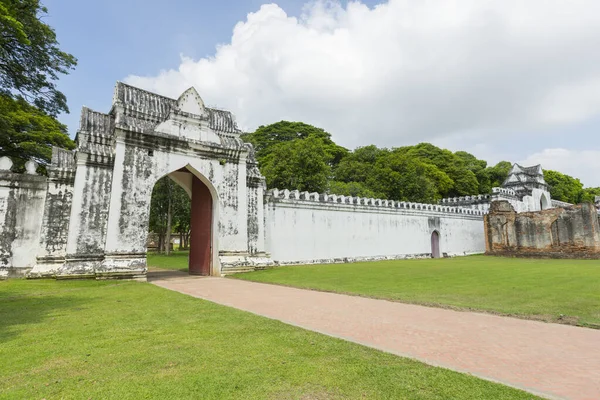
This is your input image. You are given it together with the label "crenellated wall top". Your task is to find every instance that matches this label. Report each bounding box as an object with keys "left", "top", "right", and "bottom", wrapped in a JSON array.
[
  {"left": 265, "top": 188, "right": 487, "bottom": 217},
  {"left": 0, "top": 156, "right": 40, "bottom": 175},
  {"left": 440, "top": 194, "right": 492, "bottom": 204},
  {"left": 438, "top": 187, "right": 519, "bottom": 208},
  {"left": 491, "top": 187, "right": 516, "bottom": 196}
]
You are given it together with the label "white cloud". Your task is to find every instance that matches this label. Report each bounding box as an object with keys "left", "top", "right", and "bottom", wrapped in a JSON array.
[
  {"left": 521, "top": 149, "right": 600, "bottom": 187},
  {"left": 125, "top": 0, "right": 600, "bottom": 172}
]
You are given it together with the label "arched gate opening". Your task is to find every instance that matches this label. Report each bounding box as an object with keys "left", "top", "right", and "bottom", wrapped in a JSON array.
[{"left": 148, "top": 166, "right": 215, "bottom": 276}]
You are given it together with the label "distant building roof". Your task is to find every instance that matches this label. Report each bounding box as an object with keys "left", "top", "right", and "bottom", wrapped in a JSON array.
[{"left": 502, "top": 163, "right": 548, "bottom": 197}]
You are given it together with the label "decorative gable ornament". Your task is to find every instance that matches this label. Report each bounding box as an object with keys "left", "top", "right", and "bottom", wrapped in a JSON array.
[
  {"left": 177, "top": 87, "right": 206, "bottom": 116},
  {"left": 154, "top": 87, "right": 220, "bottom": 144}
]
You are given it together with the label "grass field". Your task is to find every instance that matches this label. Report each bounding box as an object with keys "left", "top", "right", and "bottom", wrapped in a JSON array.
[
  {"left": 0, "top": 279, "right": 536, "bottom": 399},
  {"left": 233, "top": 256, "right": 600, "bottom": 328},
  {"left": 147, "top": 250, "right": 189, "bottom": 272}
]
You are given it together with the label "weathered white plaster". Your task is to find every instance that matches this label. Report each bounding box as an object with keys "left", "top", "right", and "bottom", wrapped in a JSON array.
[
  {"left": 265, "top": 190, "right": 485, "bottom": 265},
  {"left": 0, "top": 169, "right": 47, "bottom": 278},
  {"left": 10, "top": 186, "right": 46, "bottom": 270},
  {"left": 0, "top": 156, "right": 13, "bottom": 171},
  {"left": 24, "top": 160, "right": 38, "bottom": 175}
]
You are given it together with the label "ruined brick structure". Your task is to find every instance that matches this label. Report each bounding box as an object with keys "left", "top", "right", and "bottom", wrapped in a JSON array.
[
  {"left": 0, "top": 82, "right": 594, "bottom": 280},
  {"left": 484, "top": 201, "right": 600, "bottom": 258}
]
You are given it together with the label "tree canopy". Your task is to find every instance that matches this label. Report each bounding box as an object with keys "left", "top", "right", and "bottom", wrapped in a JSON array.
[
  {"left": 243, "top": 121, "right": 348, "bottom": 193},
  {"left": 581, "top": 187, "right": 600, "bottom": 203},
  {"left": 0, "top": 95, "right": 75, "bottom": 172},
  {"left": 242, "top": 121, "right": 521, "bottom": 203},
  {"left": 1, "top": 0, "right": 77, "bottom": 116},
  {"left": 0, "top": 0, "right": 76, "bottom": 171},
  {"left": 241, "top": 121, "right": 347, "bottom": 164},
  {"left": 543, "top": 170, "right": 586, "bottom": 204}
]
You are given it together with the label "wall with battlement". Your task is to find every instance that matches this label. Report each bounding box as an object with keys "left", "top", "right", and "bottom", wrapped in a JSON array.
[
  {"left": 0, "top": 157, "right": 49, "bottom": 278},
  {"left": 265, "top": 189, "right": 486, "bottom": 265},
  {"left": 439, "top": 186, "right": 552, "bottom": 213}
]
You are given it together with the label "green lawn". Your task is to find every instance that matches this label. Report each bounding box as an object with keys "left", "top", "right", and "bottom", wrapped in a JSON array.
[
  {"left": 147, "top": 250, "right": 189, "bottom": 272},
  {"left": 233, "top": 256, "right": 600, "bottom": 328},
  {"left": 0, "top": 279, "right": 536, "bottom": 399}
]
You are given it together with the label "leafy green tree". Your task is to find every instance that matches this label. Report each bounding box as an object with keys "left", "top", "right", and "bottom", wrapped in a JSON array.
[
  {"left": 543, "top": 170, "right": 584, "bottom": 204},
  {"left": 328, "top": 181, "right": 383, "bottom": 198},
  {"left": 396, "top": 143, "right": 479, "bottom": 197},
  {"left": 581, "top": 187, "right": 600, "bottom": 203},
  {"left": 260, "top": 134, "right": 333, "bottom": 193},
  {"left": 333, "top": 145, "right": 389, "bottom": 184},
  {"left": 0, "top": 95, "right": 75, "bottom": 172},
  {"left": 242, "top": 120, "right": 347, "bottom": 165},
  {"left": 486, "top": 161, "right": 512, "bottom": 188},
  {"left": 0, "top": 0, "right": 77, "bottom": 171},
  {"left": 1, "top": 0, "right": 77, "bottom": 116},
  {"left": 455, "top": 151, "right": 491, "bottom": 193},
  {"left": 369, "top": 152, "right": 453, "bottom": 202},
  {"left": 149, "top": 178, "right": 190, "bottom": 254},
  {"left": 245, "top": 119, "right": 599, "bottom": 205}
]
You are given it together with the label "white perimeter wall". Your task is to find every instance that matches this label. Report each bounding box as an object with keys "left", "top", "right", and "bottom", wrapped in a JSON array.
[{"left": 265, "top": 191, "right": 486, "bottom": 264}]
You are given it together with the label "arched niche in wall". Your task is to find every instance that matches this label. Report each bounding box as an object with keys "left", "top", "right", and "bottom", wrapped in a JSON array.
[{"left": 431, "top": 231, "right": 441, "bottom": 259}]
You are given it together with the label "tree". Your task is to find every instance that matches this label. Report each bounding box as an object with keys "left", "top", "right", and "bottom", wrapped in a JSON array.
[
  {"left": 581, "top": 187, "right": 600, "bottom": 203},
  {"left": 334, "top": 145, "right": 389, "bottom": 184},
  {"left": 455, "top": 151, "right": 491, "bottom": 193},
  {"left": 543, "top": 170, "right": 584, "bottom": 204},
  {"left": 395, "top": 143, "right": 479, "bottom": 197},
  {"left": 486, "top": 161, "right": 512, "bottom": 188},
  {"left": 0, "top": 0, "right": 77, "bottom": 171},
  {"left": 328, "top": 181, "right": 383, "bottom": 198},
  {"left": 1, "top": 0, "right": 77, "bottom": 116},
  {"left": 369, "top": 152, "right": 453, "bottom": 203},
  {"left": 0, "top": 94, "right": 75, "bottom": 172},
  {"left": 172, "top": 187, "right": 191, "bottom": 249},
  {"left": 242, "top": 120, "right": 347, "bottom": 165},
  {"left": 149, "top": 178, "right": 190, "bottom": 254},
  {"left": 260, "top": 134, "right": 334, "bottom": 193}
]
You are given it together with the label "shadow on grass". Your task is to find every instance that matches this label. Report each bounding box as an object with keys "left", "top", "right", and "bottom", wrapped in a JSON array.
[
  {"left": 146, "top": 250, "right": 189, "bottom": 273},
  {"left": 0, "top": 290, "right": 90, "bottom": 343},
  {"left": 147, "top": 269, "right": 199, "bottom": 282}
]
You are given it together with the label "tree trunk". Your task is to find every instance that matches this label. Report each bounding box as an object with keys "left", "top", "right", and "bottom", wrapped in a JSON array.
[
  {"left": 165, "top": 190, "right": 173, "bottom": 256},
  {"left": 158, "top": 234, "right": 164, "bottom": 254},
  {"left": 184, "top": 231, "right": 190, "bottom": 250}
]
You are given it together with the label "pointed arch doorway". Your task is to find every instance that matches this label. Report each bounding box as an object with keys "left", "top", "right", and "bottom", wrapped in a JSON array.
[
  {"left": 167, "top": 166, "right": 216, "bottom": 276},
  {"left": 431, "top": 231, "right": 441, "bottom": 259}
]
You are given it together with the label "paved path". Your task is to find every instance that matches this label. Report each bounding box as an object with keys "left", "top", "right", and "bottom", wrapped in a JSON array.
[{"left": 150, "top": 272, "right": 600, "bottom": 400}]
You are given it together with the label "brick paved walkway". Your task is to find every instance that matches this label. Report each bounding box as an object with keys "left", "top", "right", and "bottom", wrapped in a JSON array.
[{"left": 150, "top": 272, "right": 600, "bottom": 400}]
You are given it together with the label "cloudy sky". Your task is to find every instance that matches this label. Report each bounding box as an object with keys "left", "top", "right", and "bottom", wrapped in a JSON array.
[{"left": 48, "top": 0, "right": 600, "bottom": 186}]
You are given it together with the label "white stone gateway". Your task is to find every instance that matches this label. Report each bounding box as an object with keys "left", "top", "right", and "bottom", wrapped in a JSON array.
[{"left": 1, "top": 82, "right": 269, "bottom": 279}]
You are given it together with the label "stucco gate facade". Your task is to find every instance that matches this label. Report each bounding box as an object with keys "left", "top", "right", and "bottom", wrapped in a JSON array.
[{"left": 5, "top": 83, "right": 270, "bottom": 279}]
